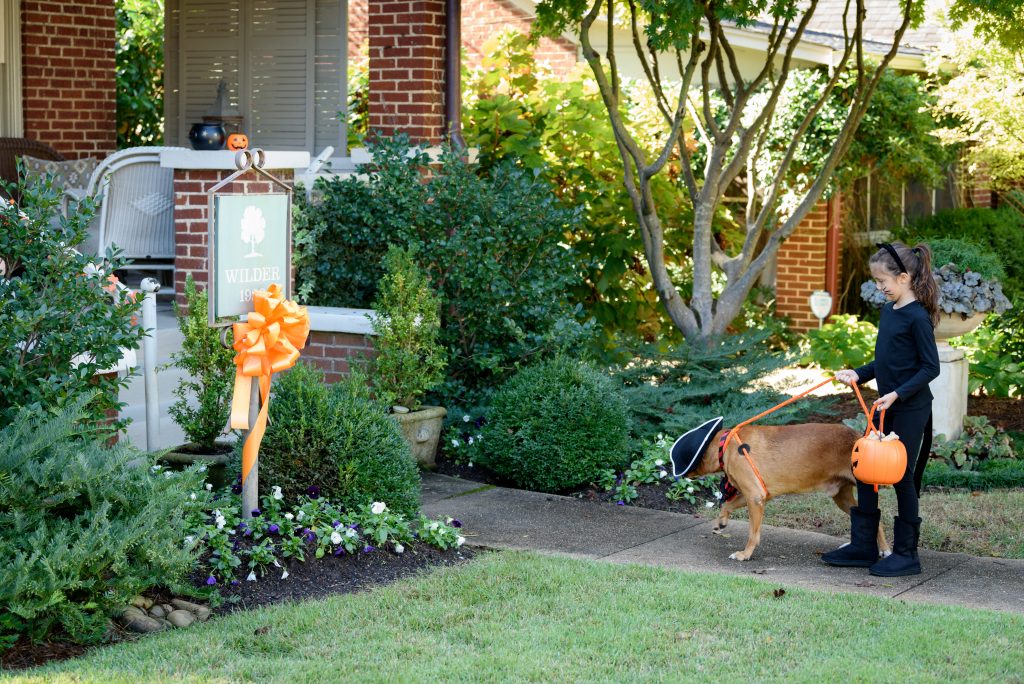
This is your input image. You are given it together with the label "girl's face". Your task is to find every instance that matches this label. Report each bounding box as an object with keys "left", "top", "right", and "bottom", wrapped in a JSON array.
[{"left": 870, "top": 262, "right": 912, "bottom": 304}]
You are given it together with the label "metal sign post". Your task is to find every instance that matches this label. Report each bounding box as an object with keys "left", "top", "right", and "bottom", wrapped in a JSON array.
[{"left": 206, "top": 149, "right": 293, "bottom": 519}]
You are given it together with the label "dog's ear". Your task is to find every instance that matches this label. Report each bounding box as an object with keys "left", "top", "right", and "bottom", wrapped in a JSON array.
[{"left": 670, "top": 417, "right": 724, "bottom": 478}]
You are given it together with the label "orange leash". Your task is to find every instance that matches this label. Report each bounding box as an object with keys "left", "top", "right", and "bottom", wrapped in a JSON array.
[{"left": 722, "top": 377, "right": 836, "bottom": 498}]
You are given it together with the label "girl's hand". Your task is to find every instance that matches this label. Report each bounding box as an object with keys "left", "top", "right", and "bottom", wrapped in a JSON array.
[
  {"left": 874, "top": 392, "right": 899, "bottom": 411},
  {"left": 834, "top": 369, "right": 859, "bottom": 386}
]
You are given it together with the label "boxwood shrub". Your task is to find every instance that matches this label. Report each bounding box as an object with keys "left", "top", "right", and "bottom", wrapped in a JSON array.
[
  {"left": 479, "top": 357, "right": 630, "bottom": 492},
  {"left": 246, "top": 362, "right": 421, "bottom": 517}
]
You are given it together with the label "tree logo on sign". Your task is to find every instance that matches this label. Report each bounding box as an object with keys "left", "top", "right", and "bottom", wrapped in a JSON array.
[{"left": 240, "top": 205, "right": 266, "bottom": 258}]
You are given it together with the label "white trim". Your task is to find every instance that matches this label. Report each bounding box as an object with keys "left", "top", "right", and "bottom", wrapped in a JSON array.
[
  {"left": 307, "top": 305, "right": 378, "bottom": 336},
  {"left": 159, "top": 149, "right": 310, "bottom": 170},
  {"left": 0, "top": 0, "right": 22, "bottom": 136}
]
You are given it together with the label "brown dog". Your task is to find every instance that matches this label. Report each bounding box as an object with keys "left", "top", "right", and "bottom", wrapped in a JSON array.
[{"left": 681, "top": 422, "right": 890, "bottom": 561}]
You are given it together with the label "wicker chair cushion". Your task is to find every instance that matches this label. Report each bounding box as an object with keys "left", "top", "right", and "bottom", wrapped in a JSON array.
[{"left": 19, "top": 155, "right": 99, "bottom": 191}]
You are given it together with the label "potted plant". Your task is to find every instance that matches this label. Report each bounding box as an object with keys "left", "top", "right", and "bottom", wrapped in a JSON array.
[
  {"left": 163, "top": 275, "right": 236, "bottom": 486},
  {"left": 370, "top": 245, "right": 448, "bottom": 468},
  {"left": 860, "top": 238, "right": 1012, "bottom": 342}
]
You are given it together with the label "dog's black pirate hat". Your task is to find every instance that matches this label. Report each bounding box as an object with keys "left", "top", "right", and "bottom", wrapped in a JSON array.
[{"left": 670, "top": 416, "right": 724, "bottom": 478}]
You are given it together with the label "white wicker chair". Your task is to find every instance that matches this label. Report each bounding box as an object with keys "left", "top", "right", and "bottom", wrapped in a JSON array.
[{"left": 69, "top": 146, "right": 187, "bottom": 275}]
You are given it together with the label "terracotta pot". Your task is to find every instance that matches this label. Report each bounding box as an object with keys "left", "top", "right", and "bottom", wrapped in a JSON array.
[
  {"left": 390, "top": 406, "right": 447, "bottom": 469},
  {"left": 934, "top": 312, "right": 986, "bottom": 343}
]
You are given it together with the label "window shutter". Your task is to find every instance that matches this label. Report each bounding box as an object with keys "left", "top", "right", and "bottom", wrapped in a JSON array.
[
  {"left": 176, "top": 0, "right": 242, "bottom": 145},
  {"left": 0, "top": 0, "right": 22, "bottom": 136},
  {"left": 314, "top": 0, "right": 347, "bottom": 154}
]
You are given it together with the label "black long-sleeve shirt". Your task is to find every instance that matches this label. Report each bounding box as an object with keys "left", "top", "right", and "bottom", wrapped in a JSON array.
[{"left": 854, "top": 301, "right": 940, "bottom": 411}]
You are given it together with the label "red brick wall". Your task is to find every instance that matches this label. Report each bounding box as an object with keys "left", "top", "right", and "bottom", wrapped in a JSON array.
[
  {"left": 462, "top": 0, "right": 577, "bottom": 73},
  {"left": 20, "top": 0, "right": 116, "bottom": 159},
  {"left": 368, "top": 1, "right": 447, "bottom": 142},
  {"left": 350, "top": 0, "right": 369, "bottom": 64},
  {"left": 304, "top": 331, "right": 377, "bottom": 383},
  {"left": 775, "top": 201, "right": 830, "bottom": 332},
  {"left": 172, "top": 168, "right": 294, "bottom": 308}
]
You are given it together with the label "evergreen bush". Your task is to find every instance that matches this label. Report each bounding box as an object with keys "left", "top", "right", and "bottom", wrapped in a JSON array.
[
  {"left": 294, "top": 135, "right": 587, "bottom": 405},
  {"left": 479, "top": 357, "right": 631, "bottom": 493},
  {"left": 167, "top": 275, "right": 235, "bottom": 448},
  {"left": 251, "top": 362, "right": 421, "bottom": 517},
  {"left": 0, "top": 398, "right": 203, "bottom": 649},
  {"left": 616, "top": 329, "right": 823, "bottom": 442},
  {"left": 0, "top": 180, "right": 143, "bottom": 429},
  {"left": 370, "top": 246, "right": 446, "bottom": 409}
]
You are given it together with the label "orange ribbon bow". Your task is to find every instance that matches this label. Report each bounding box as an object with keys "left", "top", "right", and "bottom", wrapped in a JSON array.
[{"left": 230, "top": 284, "right": 310, "bottom": 484}]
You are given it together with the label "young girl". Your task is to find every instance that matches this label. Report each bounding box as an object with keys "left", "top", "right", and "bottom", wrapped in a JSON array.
[{"left": 824, "top": 241, "right": 940, "bottom": 577}]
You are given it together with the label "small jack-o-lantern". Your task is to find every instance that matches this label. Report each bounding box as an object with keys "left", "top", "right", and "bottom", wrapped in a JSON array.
[
  {"left": 226, "top": 132, "right": 249, "bottom": 151},
  {"left": 851, "top": 409, "right": 907, "bottom": 492}
]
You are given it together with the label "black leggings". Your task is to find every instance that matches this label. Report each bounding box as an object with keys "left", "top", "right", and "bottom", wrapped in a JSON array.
[{"left": 856, "top": 404, "right": 932, "bottom": 521}]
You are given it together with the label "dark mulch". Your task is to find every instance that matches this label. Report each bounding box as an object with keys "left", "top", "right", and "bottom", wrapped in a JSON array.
[{"left": 1, "top": 543, "right": 474, "bottom": 672}]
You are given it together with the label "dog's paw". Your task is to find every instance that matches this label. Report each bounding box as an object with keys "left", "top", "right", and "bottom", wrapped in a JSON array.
[
  {"left": 729, "top": 551, "right": 752, "bottom": 561},
  {"left": 879, "top": 549, "right": 892, "bottom": 558},
  {"left": 712, "top": 521, "right": 728, "bottom": 534}
]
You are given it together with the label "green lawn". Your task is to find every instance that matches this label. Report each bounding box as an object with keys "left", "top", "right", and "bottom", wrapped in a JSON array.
[
  {"left": 742, "top": 488, "right": 1024, "bottom": 558},
  {"left": 12, "top": 552, "right": 1022, "bottom": 683}
]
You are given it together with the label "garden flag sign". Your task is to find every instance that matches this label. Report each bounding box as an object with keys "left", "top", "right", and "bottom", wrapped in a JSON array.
[{"left": 230, "top": 283, "right": 310, "bottom": 484}]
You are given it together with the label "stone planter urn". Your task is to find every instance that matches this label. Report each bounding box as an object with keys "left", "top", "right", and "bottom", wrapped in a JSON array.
[
  {"left": 931, "top": 313, "right": 986, "bottom": 441},
  {"left": 160, "top": 442, "right": 234, "bottom": 489},
  {"left": 391, "top": 406, "right": 447, "bottom": 469},
  {"left": 934, "top": 312, "right": 987, "bottom": 345}
]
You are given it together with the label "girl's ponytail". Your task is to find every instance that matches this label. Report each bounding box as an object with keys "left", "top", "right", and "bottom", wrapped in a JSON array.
[{"left": 909, "top": 242, "right": 939, "bottom": 327}]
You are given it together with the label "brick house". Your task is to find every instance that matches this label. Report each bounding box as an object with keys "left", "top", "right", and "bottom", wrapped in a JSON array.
[{"left": 0, "top": 0, "right": 992, "bottom": 333}]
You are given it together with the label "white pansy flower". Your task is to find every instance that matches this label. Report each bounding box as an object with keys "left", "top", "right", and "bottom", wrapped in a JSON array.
[
  {"left": 475, "top": 434, "right": 482, "bottom": 441},
  {"left": 687, "top": 486, "right": 695, "bottom": 493},
  {"left": 658, "top": 471, "right": 666, "bottom": 478},
  {"left": 271, "top": 486, "right": 284, "bottom": 501},
  {"left": 272, "top": 558, "right": 280, "bottom": 568},
  {"left": 468, "top": 462, "right": 474, "bottom": 468},
  {"left": 297, "top": 511, "right": 305, "bottom": 521},
  {"left": 655, "top": 459, "right": 664, "bottom": 466},
  {"left": 284, "top": 512, "right": 294, "bottom": 521},
  {"left": 345, "top": 528, "right": 357, "bottom": 539},
  {"left": 281, "top": 569, "right": 289, "bottom": 580},
  {"left": 428, "top": 522, "right": 439, "bottom": 531},
  {"left": 705, "top": 501, "right": 715, "bottom": 508},
  {"left": 214, "top": 510, "right": 226, "bottom": 530},
  {"left": 463, "top": 415, "right": 471, "bottom": 423},
  {"left": 714, "top": 490, "right": 723, "bottom": 500},
  {"left": 330, "top": 531, "right": 343, "bottom": 545},
  {"left": 452, "top": 439, "right": 460, "bottom": 448},
  {"left": 394, "top": 543, "right": 405, "bottom": 554},
  {"left": 246, "top": 571, "right": 257, "bottom": 581},
  {"left": 456, "top": 536, "right": 465, "bottom": 547},
  {"left": 371, "top": 501, "right": 387, "bottom": 515},
  {"left": 205, "top": 483, "right": 213, "bottom": 491},
  {"left": 190, "top": 493, "right": 197, "bottom": 501}
]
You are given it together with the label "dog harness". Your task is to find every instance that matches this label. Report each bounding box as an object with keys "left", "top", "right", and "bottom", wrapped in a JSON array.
[{"left": 717, "top": 430, "right": 739, "bottom": 503}]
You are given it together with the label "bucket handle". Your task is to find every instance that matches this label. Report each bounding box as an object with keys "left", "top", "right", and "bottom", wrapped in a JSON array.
[{"left": 851, "top": 382, "right": 885, "bottom": 437}]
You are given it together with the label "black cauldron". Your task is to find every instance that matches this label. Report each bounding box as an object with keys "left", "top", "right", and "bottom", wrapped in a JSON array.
[{"left": 188, "top": 122, "right": 226, "bottom": 151}]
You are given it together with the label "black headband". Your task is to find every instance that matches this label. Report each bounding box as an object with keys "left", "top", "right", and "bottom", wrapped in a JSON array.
[{"left": 876, "top": 242, "right": 908, "bottom": 274}]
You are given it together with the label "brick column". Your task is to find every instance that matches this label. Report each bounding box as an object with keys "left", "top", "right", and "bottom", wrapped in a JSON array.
[
  {"left": 20, "top": 0, "right": 116, "bottom": 159},
  {"left": 775, "top": 200, "right": 830, "bottom": 332},
  {"left": 171, "top": 168, "right": 294, "bottom": 308},
  {"left": 368, "top": 0, "right": 447, "bottom": 142}
]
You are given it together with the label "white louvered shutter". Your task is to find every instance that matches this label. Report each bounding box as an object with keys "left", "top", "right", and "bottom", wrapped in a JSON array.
[{"left": 176, "top": 0, "right": 243, "bottom": 145}]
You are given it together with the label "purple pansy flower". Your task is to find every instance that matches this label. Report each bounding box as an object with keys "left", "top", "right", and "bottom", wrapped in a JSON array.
[
  {"left": 231, "top": 484, "right": 243, "bottom": 494},
  {"left": 251, "top": 508, "right": 261, "bottom": 517},
  {"left": 363, "top": 545, "right": 375, "bottom": 553},
  {"left": 268, "top": 524, "right": 280, "bottom": 534},
  {"left": 206, "top": 575, "right": 217, "bottom": 585},
  {"left": 450, "top": 519, "right": 463, "bottom": 528},
  {"left": 306, "top": 485, "right": 321, "bottom": 499},
  {"left": 333, "top": 546, "right": 345, "bottom": 556},
  {"left": 231, "top": 579, "right": 239, "bottom": 586}
]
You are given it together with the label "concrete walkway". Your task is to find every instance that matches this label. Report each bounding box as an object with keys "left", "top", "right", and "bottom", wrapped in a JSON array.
[{"left": 421, "top": 472, "right": 1024, "bottom": 615}]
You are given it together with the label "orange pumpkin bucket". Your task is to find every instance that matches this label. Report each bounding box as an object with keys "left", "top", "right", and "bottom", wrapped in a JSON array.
[{"left": 850, "top": 387, "right": 907, "bottom": 492}]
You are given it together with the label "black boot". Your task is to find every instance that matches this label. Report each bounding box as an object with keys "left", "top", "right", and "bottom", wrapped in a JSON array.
[
  {"left": 869, "top": 516, "right": 921, "bottom": 577},
  {"left": 822, "top": 507, "right": 880, "bottom": 567}
]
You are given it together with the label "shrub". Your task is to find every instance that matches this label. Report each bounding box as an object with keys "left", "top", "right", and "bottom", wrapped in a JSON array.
[
  {"left": 250, "top": 362, "right": 421, "bottom": 517},
  {"left": 479, "top": 357, "right": 630, "bottom": 492},
  {"left": 0, "top": 398, "right": 204, "bottom": 649},
  {"left": 616, "top": 329, "right": 824, "bottom": 442},
  {"left": 167, "top": 275, "right": 235, "bottom": 447},
  {"left": 799, "top": 314, "right": 877, "bottom": 370},
  {"left": 294, "top": 135, "right": 587, "bottom": 405},
  {"left": 895, "top": 207, "right": 1024, "bottom": 298},
  {"left": 370, "top": 246, "right": 446, "bottom": 409},
  {"left": 0, "top": 181, "right": 143, "bottom": 429},
  {"left": 964, "top": 302, "right": 1024, "bottom": 398},
  {"left": 922, "top": 459, "right": 1024, "bottom": 490},
  {"left": 931, "top": 415, "right": 1017, "bottom": 470}
]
